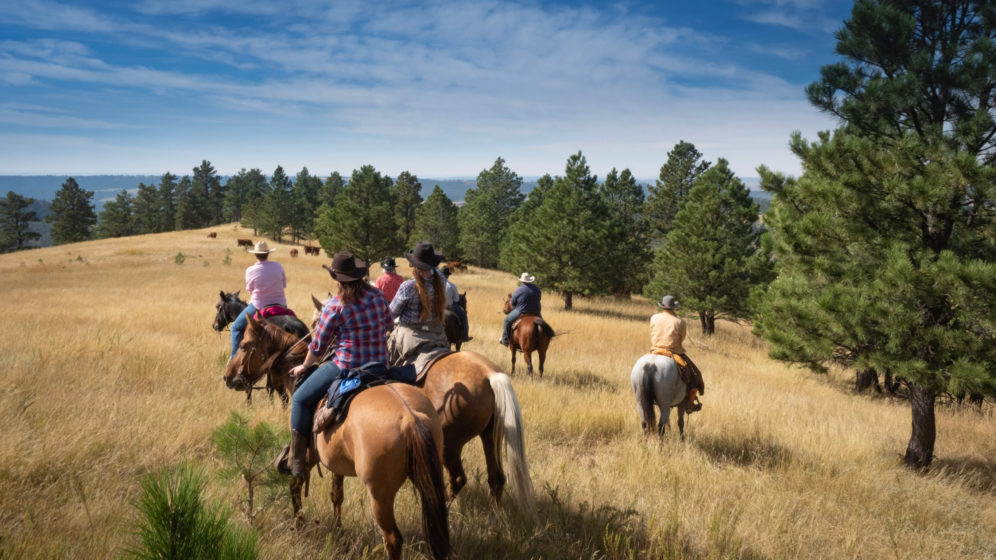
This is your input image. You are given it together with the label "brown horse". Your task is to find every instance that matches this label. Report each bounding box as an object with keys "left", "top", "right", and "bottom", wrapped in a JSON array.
[
  {"left": 240, "top": 313, "right": 534, "bottom": 511},
  {"left": 443, "top": 292, "right": 468, "bottom": 351},
  {"left": 503, "top": 294, "right": 555, "bottom": 377},
  {"left": 296, "top": 384, "right": 450, "bottom": 560},
  {"left": 222, "top": 314, "right": 309, "bottom": 406}
]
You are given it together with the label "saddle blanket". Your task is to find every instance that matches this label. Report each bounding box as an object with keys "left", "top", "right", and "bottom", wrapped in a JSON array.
[
  {"left": 319, "top": 362, "right": 417, "bottom": 428},
  {"left": 253, "top": 304, "right": 296, "bottom": 321}
]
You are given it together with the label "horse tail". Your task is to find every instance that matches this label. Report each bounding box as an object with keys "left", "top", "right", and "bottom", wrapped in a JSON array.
[
  {"left": 402, "top": 412, "right": 450, "bottom": 560},
  {"left": 488, "top": 372, "right": 536, "bottom": 514},
  {"left": 536, "top": 318, "right": 555, "bottom": 339},
  {"left": 636, "top": 361, "right": 657, "bottom": 432}
]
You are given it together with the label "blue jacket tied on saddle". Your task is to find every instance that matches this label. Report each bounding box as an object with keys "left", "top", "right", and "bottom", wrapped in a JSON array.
[{"left": 323, "top": 362, "right": 417, "bottom": 424}]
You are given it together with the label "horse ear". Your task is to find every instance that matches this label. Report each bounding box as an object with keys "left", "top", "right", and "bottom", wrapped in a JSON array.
[
  {"left": 311, "top": 294, "right": 323, "bottom": 311},
  {"left": 220, "top": 290, "right": 226, "bottom": 299}
]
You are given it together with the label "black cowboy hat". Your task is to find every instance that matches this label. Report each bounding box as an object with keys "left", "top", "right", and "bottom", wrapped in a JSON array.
[
  {"left": 405, "top": 241, "right": 444, "bottom": 270},
  {"left": 322, "top": 251, "right": 368, "bottom": 282},
  {"left": 381, "top": 257, "right": 397, "bottom": 270}
]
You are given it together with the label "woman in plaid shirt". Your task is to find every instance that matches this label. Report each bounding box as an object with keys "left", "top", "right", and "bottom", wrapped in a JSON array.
[
  {"left": 388, "top": 241, "right": 451, "bottom": 365},
  {"left": 278, "top": 252, "right": 392, "bottom": 478}
]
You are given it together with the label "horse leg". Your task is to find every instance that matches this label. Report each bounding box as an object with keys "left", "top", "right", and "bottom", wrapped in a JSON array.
[
  {"left": 677, "top": 406, "right": 686, "bottom": 440},
  {"left": 330, "top": 473, "right": 345, "bottom": 525},
  {"left": 290, "top": 475, "right": 306, "bottom": 527},
  {"left": 538, "top": 348, "right": 545, "bottom": 378},
  {"left": 658, "top": 406, "right": 670, "bottom": 437},
  {"left": 369, "top": 491, "right": 403, "bottom": 560},
  {"left": 442, "top": 444, "right": 468, "bottom": 502},
  {"left": 479, "top": 418, "right": 506, "bottom": 509},
  {"left": 509, "top": 348, "right": 517, "bottom": 375},
  {"left": 524, "top": 349, "right": 534, "bottom": 376}
]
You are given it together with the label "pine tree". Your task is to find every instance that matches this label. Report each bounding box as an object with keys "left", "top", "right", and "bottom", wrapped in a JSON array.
[
  {"left": 132, "top": 182, "right": 160, "bottom": 234},
  {"left": 502, "top": 152, "right": 613, "bottom": 310},
  {"left": 757, "top": 0, "right": 996, "bottom": 469},
  {"left": 97, "top": 189, "right": 136, "bottom": 238},
  {"left": 0, "top": 191, "right": 41, "bottom": 252},
  {"left": 47, "top": 177, "right": 96, "bottom": 245},
  {"left": 290, "top": 167, "right": 322, "bottom": 243},
  {"left": 157, "top": 172, "right": 177, "bottom": 232},
  {"left": 173, "top": 176, "right": 194, "bottom": 231},
  {"left": 646, "top": 141, "right": 710, "bottom": 238},
  {"left": 319, "top": 172, "right": 344, "bottom": 208},
  {"left": 600, "top": 168, "right": 652, "bottom": 296},
  {"left": 192, "top": 160, "right": 224, "bottom": 227},
  {"left": 260, "top": 166, "right": 292, "bottom": 242},
  {"left": 645, "top": 159, "right": 769, "bottom": 334},
  {"left": 392, "top": 171, "right": 423, "bottom": 254},
  {"left": 410, "top": 185, "right": 460, "bottom": 258},
  {"left": 459, "top": 157, "right": 524, "bottom": 268},
  {"left": 314, "top": 165, "right": 397, "bottom": 262}
]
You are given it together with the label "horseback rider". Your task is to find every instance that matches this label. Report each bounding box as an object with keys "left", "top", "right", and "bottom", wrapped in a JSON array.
[
  {"left": 375, "top": 257, "right": 404, "bottom": 303},
  {"left": 500, "top": 272, "right": 541, "bottom": 346},
  {"left": 650, "top": 295, "right": 704, "bottom": 411},
  {"left": 440, "top": 264, "right": 472, "bottom": 343},
  {"left": 388, "top": 241, "right": 450, "bottom": 366},
  {"left": 276, "top": 252, "right": 393, "bottom": 477},
  {"left": 229, "top": 240, "right": 286, "bottom": 362}
]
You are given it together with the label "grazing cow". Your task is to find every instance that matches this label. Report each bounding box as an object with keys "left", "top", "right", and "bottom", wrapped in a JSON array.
[
  {"left": 290, "top": 248, "right": 299, "bottom": 258},
  {"left": 208, "top": 232, "right": 217, "bottom": 238},
  {"left": 304, "top": 245, "right": 320, "bottom": 256},
  {"left": 446, "top": 261, "right": 468, "bottom": 273},
  {"left": 237, "top": 239, "right": 253, "bottom": 248}
]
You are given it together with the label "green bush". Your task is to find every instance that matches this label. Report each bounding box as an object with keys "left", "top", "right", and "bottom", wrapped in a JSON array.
[{"left": 212, "top": 411, "right": 287, "bottom": 522}]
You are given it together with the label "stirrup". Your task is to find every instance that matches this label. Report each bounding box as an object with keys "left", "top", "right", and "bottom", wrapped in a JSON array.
[{"left": 273, "top": 444, "right": 291, "bottom": 475}]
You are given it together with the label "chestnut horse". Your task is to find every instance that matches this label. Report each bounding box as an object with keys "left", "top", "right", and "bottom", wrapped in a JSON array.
[
  {"left": 443, "top": 292, "right": 468, "bottom": 351},
  {"left": 297, "top": 384, "right": 449, "bottom": 560},
  {"left": 222, "top": 314, "right": 309, "bottom": 406},
  {"left": 502, "top": 294, "right": 555, "bottom": 377},
  {"left": 236, "top": 315, "right": 534, "bottom": 511}
]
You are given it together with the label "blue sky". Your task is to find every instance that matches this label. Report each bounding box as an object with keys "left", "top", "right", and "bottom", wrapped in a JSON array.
[{"left": 0, "top": 0, "right": 854, "bottom": 180}]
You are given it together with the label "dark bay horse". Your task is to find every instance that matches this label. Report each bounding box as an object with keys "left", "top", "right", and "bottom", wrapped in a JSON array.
[
  {"left": 297, "top": 383, "right": 450, "bottom": 560},
  {"left": 503, "top": 294, "right": 555, "bottom": 377},
  {"left": 232, "top": 318, "right": 534, "bottom": 511},
  {"left": 443, "top": 292, "right": 468, "bottom": 351},
  {"left": 213, "top": 290, "right": 247, "bottom": 332},
  {"left": 630, "top": 354, "right": 693, "bottom": 438}
]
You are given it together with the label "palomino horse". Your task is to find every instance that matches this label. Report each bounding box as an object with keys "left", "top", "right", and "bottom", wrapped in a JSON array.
[
  {"left": 502, "top": 294, "right": 555, "bottom": 377},
  {"left": 223, "top": 314, "right": 310, "bottom": 406},
  {"left": 237, "top": 315, "right": 534, "bottom": 511},
  {"left": 294, "top": 383, "right": 450, "bottom": 560},
  {"left": 443, "top": 292, "right": 468, "bottom": 351},
  {"left": 630, "top": 353, "right": 693, "bottom": 438}
]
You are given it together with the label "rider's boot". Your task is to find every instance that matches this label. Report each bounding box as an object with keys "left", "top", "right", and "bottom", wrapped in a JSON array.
[{"left": 287, "top": 429, "right": 309, "bottom": 477}]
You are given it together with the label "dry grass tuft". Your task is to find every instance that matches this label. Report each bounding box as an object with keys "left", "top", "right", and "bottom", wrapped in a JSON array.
[{"left": 1, "top": 225, "right": 993, "bottom": 559}]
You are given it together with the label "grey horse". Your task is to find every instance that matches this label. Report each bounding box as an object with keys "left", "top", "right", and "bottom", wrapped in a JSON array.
[{"left": 630, "top": 353, "right": 693, "bottom": 438}]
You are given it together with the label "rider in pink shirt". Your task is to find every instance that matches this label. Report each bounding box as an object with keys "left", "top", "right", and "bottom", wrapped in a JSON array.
[{"left": 229, "top": 241, "right": 287, "bottom": 359}]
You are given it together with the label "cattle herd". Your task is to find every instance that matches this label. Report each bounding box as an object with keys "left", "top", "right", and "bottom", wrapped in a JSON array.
[{"left": 221, "top": 238, "right": 468, "bottom": 271}]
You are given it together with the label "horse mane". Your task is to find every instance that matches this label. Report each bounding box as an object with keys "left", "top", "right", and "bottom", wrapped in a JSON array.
[{"left": 259, "top": 320, "right": 310, "bottom": 363}]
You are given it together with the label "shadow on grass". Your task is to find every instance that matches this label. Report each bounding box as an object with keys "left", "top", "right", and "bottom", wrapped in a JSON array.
[
  {"left": 570, "top": 305, "right": 649, "bottom": 323},
  {"left": 541, "top": 369, "right": 618, "bottom": 392},
  {"left": 930, "top": 456, "right": 996, "bottom": 494},
  {"left": 694, "top": 431, "right": 793, "bottom": 470}
]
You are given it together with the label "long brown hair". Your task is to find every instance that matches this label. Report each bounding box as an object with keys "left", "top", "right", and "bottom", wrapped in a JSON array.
[
  {"left": 414, "top": 269, "right": 446, "bottom": 322},
  {"left": 338, "top": 278, "right": 373, "bottom": 305}
]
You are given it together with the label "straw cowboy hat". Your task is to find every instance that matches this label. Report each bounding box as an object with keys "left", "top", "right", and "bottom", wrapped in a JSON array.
[
  {"left": 657, "top": 295, "right": 679, "bottom": 310},
  {"left": 518, "top": 272, "right": 535, "bottom": 283},
  {"left": 405, "top": 241, "right": 444, "bottom": 270},
  {"left": 247, "top": 240, "right": 277, "bottom": 254},
  {"left": 322, "top": 252, "right": 368, "bottom": 282}
]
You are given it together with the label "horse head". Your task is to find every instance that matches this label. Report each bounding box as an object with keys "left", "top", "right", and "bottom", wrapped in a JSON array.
[
  {"left": 212, "top": 290, "right": 244, "bottom": 332},
  {"left": 502, "top": 293, "right": 512, "bottom": 315},
  {"left": 458, "top": 292, "right": 467, "bottom": 311},
  {"left": 223, "top": 313, "right": 269, "bottom": 391}
]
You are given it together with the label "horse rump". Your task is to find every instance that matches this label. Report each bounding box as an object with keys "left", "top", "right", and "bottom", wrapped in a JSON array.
[{"left": 402, "top": 414, "right": 450, "bottom": 560}]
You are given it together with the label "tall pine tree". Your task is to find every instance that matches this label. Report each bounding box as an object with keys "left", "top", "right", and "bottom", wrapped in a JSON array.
[
  {"left": 97, "top": 189, "right": 136, "bottom": 238},
  {"left": 47, "top": 177, "right": 96, "bottom": 245},
  {"left": 646, "top": 141, "right": 710, "bottom": 238},
  {"left": 392, "top": 171, "right": 423, "bottom": 254},
  {"left": 600, "top": 168, "right": 652, "bottom": 296},
  {"left": 0, "top": 191, "right": 41, "bottom": 252},
  {"left": 409, "top": 185, "right": 460, "bottom": 258},
  {"left": 459, "top": 157, "right": 524, "bottom": 268},
  {"left": 157, "top": 172, "right": 177, "bottom": 233},
  {"left": 314, "top": 165, "right": 397, "bottom": 262}
]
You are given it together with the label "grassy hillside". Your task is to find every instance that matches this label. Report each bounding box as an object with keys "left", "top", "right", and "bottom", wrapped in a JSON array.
[{"left": 1, "top": 225, "right": 993, "bottom": 559}]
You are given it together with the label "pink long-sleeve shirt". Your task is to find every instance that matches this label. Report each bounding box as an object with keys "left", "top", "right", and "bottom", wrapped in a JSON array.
[{"left": 245, "top": 260, "right": 287, "bottom": 309}]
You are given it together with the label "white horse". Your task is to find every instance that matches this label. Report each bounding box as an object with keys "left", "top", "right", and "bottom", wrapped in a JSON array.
[{"left": 630, "top": 354, "right": 693, "bottom": 438}]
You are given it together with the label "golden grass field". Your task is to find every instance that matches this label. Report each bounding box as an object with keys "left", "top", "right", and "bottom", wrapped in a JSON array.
[{"left": 1, "top": 224, "right": 994, "bottom": 559}]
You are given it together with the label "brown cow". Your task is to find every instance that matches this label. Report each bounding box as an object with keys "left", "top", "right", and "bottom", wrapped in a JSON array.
[
  {"left": 290, "top": 248, "right": 299, "bottom": 258},
  {"left": 304, "top": 245, "right": 320, "bottom": 256},
  {"left": 208, "top": 232, "right": 217, "bottom": 238},
  {"left": 237, "top": 239, "right": 253, "bottom": 248}
]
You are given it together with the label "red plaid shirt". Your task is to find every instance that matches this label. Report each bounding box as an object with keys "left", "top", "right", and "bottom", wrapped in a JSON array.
[{"left": 309, "top": 288, "right": 392, "bottom": 369}]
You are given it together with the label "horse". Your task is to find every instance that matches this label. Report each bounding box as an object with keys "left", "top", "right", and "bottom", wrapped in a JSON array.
[
  {"left": 241, "top": 313, "right": 534, "bottom": 511},
  {"left": 502, "top": 294, "right": 555, "bottom": 377},
  {"left": 443, "top": 292, "right": 468, "bottom": 351},
  {"left": 213, "top": 290, "right": 247, "bottom": 332},
  {"left": 630, "top": 353, "right": 693, "bottom": 438},
  {"left": 289, "top": 382, "right": 449, "bottom": 560},
  {"left": 223, "top": 314, "right": 309, "bottom": 406}
]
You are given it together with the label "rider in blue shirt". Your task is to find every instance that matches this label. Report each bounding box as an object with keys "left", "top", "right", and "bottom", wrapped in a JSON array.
[{"left": 500, "top": 272, "right": 541, "bottom": 346}]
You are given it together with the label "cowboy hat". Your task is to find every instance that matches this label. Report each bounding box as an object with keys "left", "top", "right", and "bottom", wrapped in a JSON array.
[
  {"left": 247, "top": 240, "right": 277, "bottom": 254},
  {"left": 381, "top": 257, "right": 397, "bottom": 271},
  {"left": 405, "top": 241, "right": 444, "bottom": 270},
  {"left": 657, "top": 295, "right": 679, "bottom": 310},
  {"left": 322, "top": 251, "right": 368, "bottom": 282},
  {"left": 518, "top": 272, "right": 535, "bottom": 283}
]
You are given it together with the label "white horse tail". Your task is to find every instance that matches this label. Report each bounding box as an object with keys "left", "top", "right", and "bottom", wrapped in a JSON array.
[
  {"left": 634, "top": 359, "right": 658, "bottom": 433},
  {"left": 489, "top": 372, "right": 535, "bottom": 513}
]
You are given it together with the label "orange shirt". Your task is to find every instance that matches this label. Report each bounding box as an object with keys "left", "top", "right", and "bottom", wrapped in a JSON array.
[{"left": 650, "top": 310, "right": 686, "bottom": 354}]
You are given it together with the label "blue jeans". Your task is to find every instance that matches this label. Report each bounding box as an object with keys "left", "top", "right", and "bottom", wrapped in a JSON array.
[
  {"left": 291, "top": 361, "right": 342, "bottom": 437},
  {"left": 501, "top": 308, "right": 521, "bottom": 344},
  {"left": 452, "top": 303, "right": 469, "bottom": 340},
  {"left": 229, "top": 304, "right": 257, "bottom": 358}
]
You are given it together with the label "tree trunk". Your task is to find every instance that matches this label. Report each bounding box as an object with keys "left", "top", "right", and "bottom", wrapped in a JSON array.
[
  {"left": 855, "top": 368, "right": 881, "bottom": 393},
  {"left": 563, "top": 292, "right": 573, "bottom": 310},
  {"left": 904, "top": 381, "right": 936, "bottom": 469},
  {"left": 698, "top": 311, "right": 715, "bottom": 335}
]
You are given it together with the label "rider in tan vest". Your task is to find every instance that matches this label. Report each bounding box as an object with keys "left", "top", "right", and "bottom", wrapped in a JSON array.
[{"left": 650, "top": 295, "right": 703, "bottom": 411}]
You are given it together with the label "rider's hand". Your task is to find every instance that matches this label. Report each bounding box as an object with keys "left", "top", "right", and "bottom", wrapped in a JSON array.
[{"left": 289, "top": 364, "right": 305, "bottom": 378}]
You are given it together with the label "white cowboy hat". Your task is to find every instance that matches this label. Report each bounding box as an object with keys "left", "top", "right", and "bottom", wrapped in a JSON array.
[
  {"left": 518, "top": 272, "right": 535, "bottom": 283},
  {"left": 247, "top": 240, "right": 277, "bottom": 254}
]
